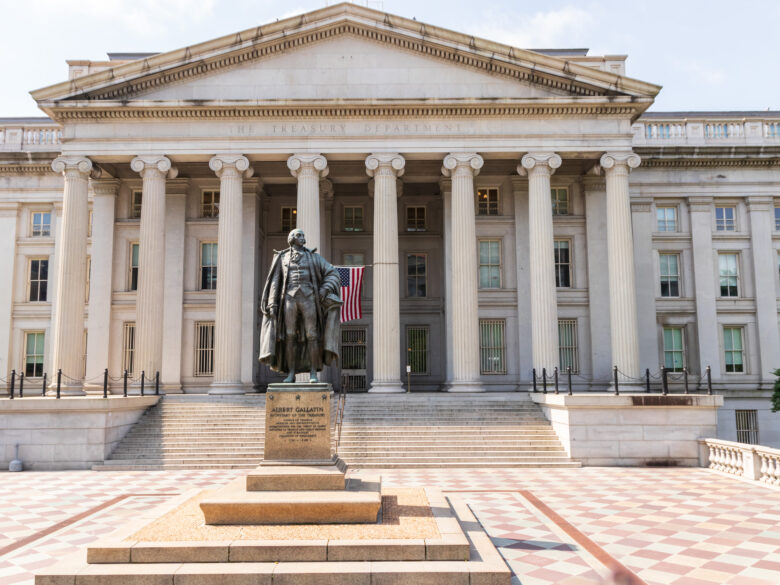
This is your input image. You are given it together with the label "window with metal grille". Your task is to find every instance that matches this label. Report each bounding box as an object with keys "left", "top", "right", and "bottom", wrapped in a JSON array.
[
  {"left": 129, "top": 243, "right": 139, "bottom": 291},
  {"left": 656, "top": 206, "right": 677, "bottom": 232},
  {"left": 558, "top": 319, "right": 579, "bottom": 373},
  {"left": 406, "top": 206, "right": 426, "bottom": 231},
  {"left": 122, "top": 322, "right": 135, "bottom": 376},
  {"left": 194, "top": 322, "right": 215, "bottom": 376},
  {"left": 476, "top": 188, "right": 499, "bottom": 216},
  {"left": 479, "top": 240, "right": 501, "bottom": 289},
  {"left": 663, "top": 327, "right": 684, "bottom": 372},
  {"left": 407, "top": 253, "right": 427, "bottom": 297},
  {"left": 201, "top": 242, "right": 218, "bottom": 290},
  {"left": 131, "top": 190, "right": 142, "bottom": 219},
  {"left": 554, "top": 240, "right": 571, "bottom": 288},
  {"left": 406, "top": 327, "right": 429, "bottom": 375},
  {"left": 340, "top": 328, "right": 367, "bottom": 392},
  {"left": 723, "top": 327, "right": 744, "bottom": 373},
  {"left": 24, "top": 331, "right": 44, "bottom": 377},
  {"left": 718, "top": 253, "right": 739, "bottom": 297},
  {"left": 202, "top": 190, "right": 220, "bottom": 218},
  {"left": 281, "top": 206, "right": 297, "bottom": 232},
  {"left": 343, "top": 206, "right": 364, "bottom": 231},
  {"left": 715, "top": 206, "right": 736, "bottom": 231},
  {"left": 775, "top": 206, "right": 780, "bottom": 231},
  {"left": 28, "top": 258, "right": 48, "bottom": 302},
  {"left": 31, "top": 212, "right": 51, "bottom": 237},
  {"left": 551, "top": 188, "right": 569, "bottom": 216},
  {"left": 479, "top": 319, "right": 506, "bottom": 374},
  {"left": 735, "top": 410, "right": 759, "bottom": 444},
  {"left": 659, "top": 253, "right": 680, "bottom": 297}
]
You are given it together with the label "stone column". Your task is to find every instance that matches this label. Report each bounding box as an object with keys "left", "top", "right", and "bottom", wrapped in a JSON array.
[
  {"left": 130, "top": 156, "right": 177, "bottom": 385},
  {"left": 287, "top": 154, "right": 328, "bottom": 251},
  {"left": 209, "top": 155, "right": 254, "bottom": 394},
  {"left": 689, "top": 197, "right": 720, "bottom": 378},
  {"left": 510, "top": 177, "right": 534, "bottom": 384},
  {"left": 519, "top": 153, "right": 561, "bottom": 375},
  {"left": 366, "top": 153, "right": 405, "bottom": 393},
  {"left": 440, "top": 178, "right": 454, "bottom": 383},
  {"left": 442, "top": 153, "right": 484, "bottom": 392},
  {"left": 0, "top": 203, "right": 18, "bottom": 381},
  {"left": 747, "top": 196, "right": 780, "bottom": 383},
  {"left": 601, "top": 152, "right": 642, "bottom": 382},
  {"left": 631, "top": 198, "right": 659, "bottom": 370},
  {"left": 84, "top": 179, "right": 119, "bottom": 393},
  {"left": 50, "top": 157, "right": 94, "bottom": 394},
  {"left": 241, "top": 178, "right": 264, "bottom": 387}
]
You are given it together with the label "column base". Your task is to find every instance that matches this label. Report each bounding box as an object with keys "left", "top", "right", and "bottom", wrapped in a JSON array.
[
  {"left": 445, "top": 381, "right": 485, "bottom": 393},
  {"left": 368, "top": 381, "right": 406, "bottom": 393},
  {"left": 208, "top": 382, "right": 248, "bottom": 395}
]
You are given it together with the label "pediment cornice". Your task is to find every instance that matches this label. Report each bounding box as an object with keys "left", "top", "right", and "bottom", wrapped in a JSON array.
[{"left": 32, "top": 3, "right": 660, "bottom": 117}]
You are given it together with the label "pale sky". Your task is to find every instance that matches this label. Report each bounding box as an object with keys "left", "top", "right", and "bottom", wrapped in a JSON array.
[{"left": 2, "top": 0, "right": 778, "bottom": 117}]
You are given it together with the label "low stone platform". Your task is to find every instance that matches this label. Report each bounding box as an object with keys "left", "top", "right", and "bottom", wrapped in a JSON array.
[
  {"left": 246, "top": 464, "right": 346, "bottom": 491},
  {"left": 37, "top": 485, "right": 510, "bottom": 584}
]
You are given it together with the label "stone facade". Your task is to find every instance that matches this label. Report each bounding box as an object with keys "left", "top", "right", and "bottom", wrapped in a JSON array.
[{"left": 0, "top": 4, "right": 778, "bottom": 444}]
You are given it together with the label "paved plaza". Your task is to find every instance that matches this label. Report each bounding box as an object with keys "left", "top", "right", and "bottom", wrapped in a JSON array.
[{"left": 0, "top": 467, "right": 777, "bottom": 585}]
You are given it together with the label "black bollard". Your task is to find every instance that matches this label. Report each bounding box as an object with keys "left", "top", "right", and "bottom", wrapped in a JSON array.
[
  {"left": 103, "top": 368, "right": 108, "bottom": 398},
  {"left": 542, "top": 368, "right": 547, "bottom": 394},
  {"left": 42, "top": 372, "right": 47, "bottom": 396},
  {"left": 155, "top": 371, "right": 160, "bottom": 396},
  {"left": 613, "top": 366, "right": 619, "bottom": 396},
  {"left": 554, "top": 367, "right": 559, "bottom": 395},
  {"left": 532, "top": 368, "right": 537, "bottom": 393},
  {"left": 706, "top": 365, "right": 712, "bottom": 395},
  {"left": 645, "top": 368, "right": 651, "bottom": 393},
  {"left": 123, "top": 370, "right": 128, "bottom": 397},
  {"left": 9, "top": 370, "right": 15, "bottom": 399},
  {"left": 56, "top": 369, "right": 62, "bottom": 399},
  {"left": 684, "top": 368, "right": 689, "bottom": 394},
  {"left": 661, "top": 366, "right": 668, "bottom": 396},
  {"left": 18, "top": 373, "right": 24, "bottom": 398},
  {"left": 567, "top": 366, "right": 573, "bottom": 395},
  {"left": 140, "top": 371, "right": 145, "bottom": 396}
]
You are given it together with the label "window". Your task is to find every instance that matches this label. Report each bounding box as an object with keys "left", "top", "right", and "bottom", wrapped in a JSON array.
[
  {"left": 122, "top": 322, "right": 135, "bottom": 375},
  {"left": 476, "top": 188, "right": 499, "bottom": 216},
  {"left": 718, "top": 253, "right": 739, "bottom": 297},
  {"left": 129, "top": 243, "right": 139, "bottom": 291},
  {"left": 663, "top": 327, "right": 685, "bottom": 372},
  {"left": 775, "top": 206, "right": 780, "bottom": 231},
  {"left": 201, "top": 243, "right": 218, "bottom": 290},
  {"left": 558, "top": 319, "right": 579, "bottom": 373},
  {"left": 130, "top": 190, "right": 142, "bottom": 219},
  {"left": 659, "top": 253, "right": 680, "bottom": 297},
  {"left": 715, "top": 206, "right": 735, "bottom": 231},
  {"left": 406, "top": 206, "right": 426, "bottom": 231},
  {"left": 202, "top": 190, "right": 219, "bottom": 218},
  {"left": 554, "top": 240, "right": 571, "bottom": 288},
  {"left": 479, "top": 319, "right": 506, "bottom": 374},
  {"left": 24, "top": 332, "right": 45, "bottom": 377},
  {"left": 723, "top": 327, "right": 744, "bottom": 373},
  {"left": 407, "top": 253, "right": 427, "bottom": 297},
  {"left": 343, "top": 206, "right": 364, "bottom": 231},
  {"left": 343, "top": 253, "right": 364, "bottom": 267},
  {"left": 735, "top": 410, "right": 759, "bottom": 444},
  {"left": 31, "top": 212, "right": 51, "bottom": 237},
  {"left": 656, "top": 206, "right": 677, "bottom": 232},
  {"left": 281, "top": 206, "right": 297, "bottom": 232},
  {"left": 28, "top": 258, "right": 48, "bottom": 302},
  {"left": 551, "top": 188, "right": 569, "bottom": 216},
  {"left": 479, "top": 240, "right": 501, "bottom": 288},
  {"left": 406, "top": 326, "right": 429, "bottom": 375},
  {"left": 194, "top": 322, "right": 215, "bottom": 376}
]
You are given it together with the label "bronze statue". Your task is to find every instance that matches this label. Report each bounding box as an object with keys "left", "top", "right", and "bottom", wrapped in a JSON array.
[{"left": 259, "top": 229, "right": 341, "bottom": 382}]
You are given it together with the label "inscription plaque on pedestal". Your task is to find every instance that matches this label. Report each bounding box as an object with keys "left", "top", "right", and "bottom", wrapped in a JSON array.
[{"left": 264, "top": 383, "right": 333, "bottom": 461}]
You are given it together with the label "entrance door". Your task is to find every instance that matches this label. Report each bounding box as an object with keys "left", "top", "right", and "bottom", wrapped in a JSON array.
[{"left": 340, "top": 327, "right": 367, "bottom": 392}]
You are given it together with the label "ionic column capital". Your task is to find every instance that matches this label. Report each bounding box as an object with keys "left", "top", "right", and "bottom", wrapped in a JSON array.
[
  {"left": 600, "top": 152, "right": 641, "bottom": 172},
  {"left": 438, "top": 178, "right": 452, "bottom": 193},
  {"left": 518, "top": 152, "right": 562, "bottom": 176},
  {"left": 365, "top": 153, "right": 405, "bottom": 178},
  {"left": 319, "top": 179, "right": 334, "bottom": 200},
  {"left": 287, "top": 154, "right": 329, "bottom": 179},
  {"left": 209, "top": 154, "right": 253, "bottom": 179},
  {"left": 90, "top": 179, "right": 121, "bottom": 197},
  {"left": 130, "top": 155, "right": 178, "bottom": 179},
  {"left": 442, "top": 153, "right": 483, "bottom": 177},
  {"left": 52, "top": 156, "right": 99, "bottom": 179}
]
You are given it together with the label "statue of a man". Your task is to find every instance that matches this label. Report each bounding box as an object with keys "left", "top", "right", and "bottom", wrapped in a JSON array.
[{"left": 259, "top": 229, "right": 342, "bottom": 382}]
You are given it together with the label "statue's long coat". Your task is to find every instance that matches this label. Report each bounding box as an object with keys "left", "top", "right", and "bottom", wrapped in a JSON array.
[{"left": 259, "top": 247, "right": 341, "bottom": 374}]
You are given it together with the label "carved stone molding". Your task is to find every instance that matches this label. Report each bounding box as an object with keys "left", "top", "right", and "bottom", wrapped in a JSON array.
[
  {"left": 287, "top": 154, "right": 328, "bottom": 179},
  {"left": 130, "top": 155, "right": 178, "bottom": 179},
  {"left": 319, "top": 179, "right": 334, "bottom": 200},
  {"left": 52, "top": 156, "right": 98, "bottom": 178},
  {"left": 90, "top": 179, "right": 121, "bottom": 197},
  {"left": 365, "top": 153, "right": 405, "bottom": 178},
  {"left": 209, "top": 154, "right": 253, "bottom": 179},
  {"left": 441, "top": 153, "right": 483, "bottom": 177},
  {"left": 600, "top": 152, "right": 641, "bottom": 171},
  {"left": 518, "top": 152, "right": 562, "bottom": 177}
]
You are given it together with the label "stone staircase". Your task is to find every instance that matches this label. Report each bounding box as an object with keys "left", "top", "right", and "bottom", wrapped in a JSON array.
[
  {"left": 94, "top": 392, "right": 578, "bottom": 470},
  {"left": 337, "top": 393, "right": 579, "bottom": 468}
]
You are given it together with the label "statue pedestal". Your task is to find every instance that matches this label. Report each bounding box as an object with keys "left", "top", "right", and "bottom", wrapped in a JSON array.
[{"left": 200, "top": 383, "right": 382, "bottom": 525}]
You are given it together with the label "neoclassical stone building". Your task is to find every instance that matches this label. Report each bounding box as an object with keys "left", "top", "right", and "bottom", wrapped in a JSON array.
[{"left": 0, "top": 4, "right": 778, "bottom": 443}]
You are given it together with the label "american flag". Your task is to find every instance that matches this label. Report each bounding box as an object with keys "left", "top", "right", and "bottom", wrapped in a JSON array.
[{"left": 337, "top": 266, "right": 364, "bottom": 323}]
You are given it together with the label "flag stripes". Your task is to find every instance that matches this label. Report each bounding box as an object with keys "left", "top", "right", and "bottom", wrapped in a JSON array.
[{"left": 337, "top": 266, "right": 364, "bottom": 323}]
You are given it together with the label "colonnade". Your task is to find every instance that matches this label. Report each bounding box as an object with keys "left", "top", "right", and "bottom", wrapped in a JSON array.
[{"left": 49, "top": 150, "right": 642, "bottom": 394}]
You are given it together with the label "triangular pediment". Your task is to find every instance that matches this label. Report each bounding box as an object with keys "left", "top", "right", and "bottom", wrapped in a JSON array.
[{"left": 32, "top": 2, "right": 660, "bottom": 117}]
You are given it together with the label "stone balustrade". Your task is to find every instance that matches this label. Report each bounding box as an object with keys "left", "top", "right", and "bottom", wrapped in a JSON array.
[
  {"left": 0, "top": 121, "right": 62, "bottom": 151},
  {"left": 701, "top": 438, "right": 780, "bottom": 487},
  {"left": 633, "top": 115, "right": 780, "bottom": 146}
]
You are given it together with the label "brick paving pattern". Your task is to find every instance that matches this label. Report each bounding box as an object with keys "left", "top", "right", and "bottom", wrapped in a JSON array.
[{"left": 0, "top": 467, "right": 777, "bottom": 584}]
